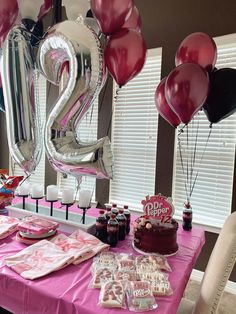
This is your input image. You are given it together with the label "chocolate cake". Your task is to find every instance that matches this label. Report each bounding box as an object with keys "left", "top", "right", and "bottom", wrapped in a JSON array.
[{"left": 133, "top": 217, "right": 179, "bottom": 255}]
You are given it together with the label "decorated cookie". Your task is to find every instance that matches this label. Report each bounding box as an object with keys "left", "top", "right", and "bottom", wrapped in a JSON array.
[
  {"left": 93, "top": 252, "right": 118, "bottom": 270},
  {"left": 118, "top": 259, "right": 136, "bottom": 271},
  {"left": 114, "top": 270, "right": 138, "bottom": 282},
  {"left": 138, "top": 270, "right": 168, "bottom": 282},
  {"left": 149, "top": 254, "right": 172, "bottom": 272},
  {"left": 135, "top": 256, "right": 155, "bottom": 272},
  {"left": 127, "top": 281, "right": 157, "bottom": 312},
  {"left": 92, "top": 268, "right": 113, "bottom": 288},
  {"left": 150, "top": 280, "right": 173, "bottom": 296},
  {"left": 99, "top": 281, "right": 125, "bottom": 308}
]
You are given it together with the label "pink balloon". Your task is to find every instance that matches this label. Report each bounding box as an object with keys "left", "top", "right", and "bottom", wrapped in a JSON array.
[
  {"left": 175, "top": 32, "right": 217, "bottom": 72},
  {"left": 165, "top": 63, "right": 209, "bottom": 124},
  {"left": 0, "top": 1, "right": 18, "bottom": 45},
  {"left": 155, "top": 78, "right": 181, "bottom": 128},
  {"left": 104, "top": 28, "right": 147, "bottom": 87},
  {"left": 38, "top": 0, "right": 53, "bottom": 20},
  {"left": 91, "top": 0, "right": 133, "bottom": 35},
  {"left": 121, "top": 5, "right": 142, "bottom": 32}
]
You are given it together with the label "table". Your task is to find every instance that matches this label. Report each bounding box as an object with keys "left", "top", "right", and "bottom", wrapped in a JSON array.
[{"left": 0, "top": 203, "right": 205, "bottom": 314}]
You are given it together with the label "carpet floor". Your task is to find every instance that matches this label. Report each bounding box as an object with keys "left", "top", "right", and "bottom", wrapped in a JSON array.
[{"left": 185, "top": 280, "right": 236, "bottom": 314}]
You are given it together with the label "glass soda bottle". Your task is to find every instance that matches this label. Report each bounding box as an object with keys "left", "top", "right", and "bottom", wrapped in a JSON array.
[
  {"left": 116, "top": 209, "right": 127, "bottom": 241},
  {"left": 182, "top": 202, "right": 192, "bottom": 231},
  {"left": 111, "top": 203, "right": 118, "bottom": 216},
  {"left": 107, "top": 213, "right": 119, "bottom": 247},
  {"left": 123, "top": 205, "right": 131, "bottom": 234},
  {"left": 95, "top": 209, "right": 107, "bottom": 242},
  {"left": 105, "top": 206, "right": 112, "bottom": 222}
]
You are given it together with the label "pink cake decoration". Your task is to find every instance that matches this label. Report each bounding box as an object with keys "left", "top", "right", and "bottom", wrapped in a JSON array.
[{"left": 141, "top": 194, "right": 174, "bottom": 223}]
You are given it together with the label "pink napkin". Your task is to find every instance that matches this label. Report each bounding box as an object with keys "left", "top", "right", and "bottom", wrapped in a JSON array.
[
  {"left": 50, "top": 234, "right": 95, "bottom": 265},
  {"left": 69, "top": 229, "right": 110, "bottom": 264},
  {"left": 0, "top": 215, "right": 19, "bottom": 240},
  {"left": 5, "top": 240, "right": 74, "bottom": 280},
  {"left": 17, "top": 216, "right": 59, "bottom": 235}
]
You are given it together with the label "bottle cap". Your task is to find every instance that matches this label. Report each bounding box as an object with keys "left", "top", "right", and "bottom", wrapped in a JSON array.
[
  {"left": 119, "top": 209, "right": 124, "bottom": 214},
  {"left": 106, "top": 207, "right": 111, "bottom": 212},
  {"left": 99, "top": 209, "right": 105, "bottom": 215},
  {"left": 112, "top": 203, "right": 117, "bottom": 208},
  {"left": 124, "top": 205, "right": 129, "bottom": 209},
  {"left": 110, "top": 213, "right": 116, "bottom": 219}
]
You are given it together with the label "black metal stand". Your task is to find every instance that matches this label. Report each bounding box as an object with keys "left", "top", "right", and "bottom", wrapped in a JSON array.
[
  {"left": 79, "top": 206, "right": 91, "bottom": 224},
  {"left": 18, "top": 194, "right": 28, "bottom": 210},
  {"left": 46, "top": 199, "right": 57, "bottom": 216},
  {"left": 61, "top": 202, "right": 74, "bottom": 220},
  {"left": 31, "top": 196, "right": 43, "bottom": 213}
]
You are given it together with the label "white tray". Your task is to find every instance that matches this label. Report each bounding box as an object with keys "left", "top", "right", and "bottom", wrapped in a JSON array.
[{"left": 6, "top": 202, "right": 96, "bottom": 235}]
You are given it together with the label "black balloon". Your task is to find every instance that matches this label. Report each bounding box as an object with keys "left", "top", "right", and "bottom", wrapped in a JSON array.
[{"left": 203, "top": 68, "right": 236, "bottom": 123}]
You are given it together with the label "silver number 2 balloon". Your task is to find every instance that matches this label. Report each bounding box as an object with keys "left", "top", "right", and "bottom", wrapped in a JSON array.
[
  {"left": 38, "top": 19, "right": 113, "bottom": 180},
  {"left": 1, "top": 25, "right": 42, "bottom": 175}
]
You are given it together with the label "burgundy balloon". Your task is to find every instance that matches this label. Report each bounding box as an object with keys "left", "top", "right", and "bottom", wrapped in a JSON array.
[
  {"left": 175, "top": 32, "right": 217, "bottom": 72},
  {"left": 38, "top": 0, "right": 53, "bottom": 20},
  {"left": 91, "top": 0, "right": 133, "bottom": 35},
  {"left": 121, "top": 5, "right": 142, "bottom": 32},
  {"left": 104, "top": 28, "right": 147, "bottom": 87},
  {"left": 165, "top": 63, "right": 209, "bottom": 124},
  {"left": 155, "top": 78, "right": 181, "bottom": 128},
  {"left": 0, "top": 1, "right": 18, "bottom": 45}
]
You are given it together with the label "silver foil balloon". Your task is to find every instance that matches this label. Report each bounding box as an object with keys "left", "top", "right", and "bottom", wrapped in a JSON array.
[
  {"left": 38, "top": 19, "right": 113, "bottom": 179},
  {"left": 1, "top": 25, "right": 42, "bottom": 174}
]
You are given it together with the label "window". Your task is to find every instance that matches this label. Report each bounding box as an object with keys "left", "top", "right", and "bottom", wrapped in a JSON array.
[
  {"left": 109, "top": 48, "right": 162, "bottom": 211},
  {"left": 172, "top": 34, "right": 236, "bottom": 229},
  {"left": 57, "top": 100, "right": 98, "bottom": 201},
  {"left": 10, "top": 75, "right": 46, "bottom": 188}
]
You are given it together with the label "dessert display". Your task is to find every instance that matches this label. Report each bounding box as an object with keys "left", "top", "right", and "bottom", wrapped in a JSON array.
[
  {"left": 91, "top": 252, "right": 173, "bottom": 310},
  {"left": 133, "top": 194, "right": 179, "bottom": 256}
]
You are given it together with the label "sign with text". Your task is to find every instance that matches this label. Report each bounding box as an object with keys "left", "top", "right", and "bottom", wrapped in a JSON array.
[{"left": 141, "top": 194, "right": 174, "bottom": 222}]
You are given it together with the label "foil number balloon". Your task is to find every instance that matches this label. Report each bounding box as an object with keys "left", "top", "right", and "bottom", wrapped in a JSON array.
[
  {"left": 1, "top": 25, "right": 42, "bottom": 175},
  {"left": 38, "top": 20, "right": 113, "bottom": 180}
]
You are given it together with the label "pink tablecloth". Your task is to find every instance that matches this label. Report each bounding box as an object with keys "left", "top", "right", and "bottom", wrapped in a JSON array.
[{"left": 0, "top": 201, "right": 205, "bottom": 314}]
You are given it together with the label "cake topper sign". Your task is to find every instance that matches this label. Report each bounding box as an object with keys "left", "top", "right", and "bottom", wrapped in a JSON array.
[{"left": 141, "top": 194, "right": 174, "bottom": 222}]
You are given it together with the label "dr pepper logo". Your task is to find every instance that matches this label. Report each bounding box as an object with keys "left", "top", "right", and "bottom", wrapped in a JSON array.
[{"left": 141, "top": 194, "right": 174, "bottom": 222}]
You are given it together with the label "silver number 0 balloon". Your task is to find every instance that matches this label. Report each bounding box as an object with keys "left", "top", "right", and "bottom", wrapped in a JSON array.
[{"left": 38, "top": 20, "right": 113, "bottom": 180}]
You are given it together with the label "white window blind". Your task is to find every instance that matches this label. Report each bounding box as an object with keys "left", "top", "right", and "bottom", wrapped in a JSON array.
[
  {"left": 11, "top": 75, "right": 46, "bottom": 188},
  {"left": 57, "top": 100, "right": 98, "bottom": 201},
  {"left": 109, "top": 48, "right": 162, "bottom": 211},
  {"left": 172, "top": 34, "right": 236, "bottom": 228}
]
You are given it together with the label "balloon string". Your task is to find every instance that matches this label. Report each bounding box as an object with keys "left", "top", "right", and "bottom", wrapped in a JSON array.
[
  {"left": 106, "top": 86, "right": 120, "bottom": 137},
  {"left": 75, "top": 176, "right": 82, "bottom": 200},
  {"left": 190, "top": 125, "right": 212, "bottom": 197},
  {"left": 190, "top": 114, "right": 200, "bottom": 194},
  {"left": 186, "top": 124, "right": 190, "bottom": 203},
  {"left": 178, "top": 125, "right": 188, "bottom": 201}
]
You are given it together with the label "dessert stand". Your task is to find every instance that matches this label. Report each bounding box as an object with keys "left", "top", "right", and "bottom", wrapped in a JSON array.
[{"left": 6, "top": 202, "right": 96, "bottom": 235}]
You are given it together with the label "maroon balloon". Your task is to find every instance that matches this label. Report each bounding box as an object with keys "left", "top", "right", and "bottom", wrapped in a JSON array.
[
  {"left": 121, "top": 5, "right": 142, "bottom": 32},
  {"left": 165, "top": 63, "right": 209, "bottom": 124},
  {"left": 0, "top": 1, "right": 18, "bottom": 45},
  {"left": 105, "top": 28, "right": 147, "bottom": 87},
  {"left": 175, "top": 32, "right": 217, "bottom": 72},
  {"left": 38, "top": 0, "right": 53, "bottom": 20},
  {"left": 91, "top": 0, "right": 133, "bottom": 35},
  {"left": 155, "top": 78, "right": 181, "bottom": 128}
]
